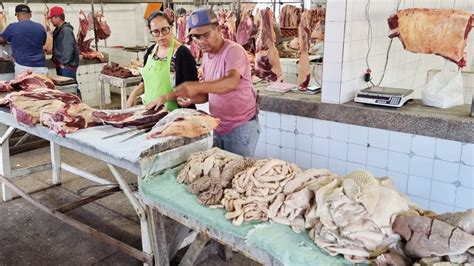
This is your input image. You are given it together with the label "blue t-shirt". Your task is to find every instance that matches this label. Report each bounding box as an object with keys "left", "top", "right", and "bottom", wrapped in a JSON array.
[{"left": 1, "top": 20, "right": 47, "bottom": 67}]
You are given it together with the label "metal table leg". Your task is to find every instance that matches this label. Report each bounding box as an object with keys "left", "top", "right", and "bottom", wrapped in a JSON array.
[
  {"left": 121, "top": 86, "right": 127, "bottom": 110},
  {"left": 1, "top": 125, "right": 13, "bottom": 201},
  {"left": 107, "top": 164, "right": 153, "bottom": 265},
  {"left": 100, "top": 81, "right": 105, "bottom": 109}
]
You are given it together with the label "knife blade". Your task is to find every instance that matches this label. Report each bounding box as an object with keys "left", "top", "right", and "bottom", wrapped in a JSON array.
[{"left": 102, "top": 122, "right": 156, "bottom": 140}]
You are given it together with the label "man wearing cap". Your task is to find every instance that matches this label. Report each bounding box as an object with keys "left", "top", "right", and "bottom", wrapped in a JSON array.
[
  {"left": 174, "top": 9, "right": 260, "bottom": 157},
  {"left": 48, "top": 6, "right": 79, "bottom": 85},
  {"left": 0, "top": 4, "right": 47, "bottom": 77}
]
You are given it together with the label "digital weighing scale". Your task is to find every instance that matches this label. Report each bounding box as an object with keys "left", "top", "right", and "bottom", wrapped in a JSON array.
[{"left": 354, "top": 86, "right": 414, "bottom": 107}]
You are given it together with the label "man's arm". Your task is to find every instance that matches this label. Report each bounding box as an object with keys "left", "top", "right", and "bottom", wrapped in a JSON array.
[
  {"left": 0, "top": 24, "right": 13, "bottom": 44},
  {"left": 174, "top": 69, "right": 241, "bottom": 98}
]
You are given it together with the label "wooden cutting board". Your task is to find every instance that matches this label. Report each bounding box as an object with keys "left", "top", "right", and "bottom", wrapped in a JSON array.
[{"left": 49, "top": 75, "right": 76, "bottom": 85}]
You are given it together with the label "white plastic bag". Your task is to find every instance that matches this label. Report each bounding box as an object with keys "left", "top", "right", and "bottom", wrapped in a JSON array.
[{"left": 421, "top": 69, "right": 464, "bottom": 109}]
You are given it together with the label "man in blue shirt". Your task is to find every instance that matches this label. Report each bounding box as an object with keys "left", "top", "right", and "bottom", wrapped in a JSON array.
[{"left": 0, "top": 4, "right": 47, "bottom": 77}]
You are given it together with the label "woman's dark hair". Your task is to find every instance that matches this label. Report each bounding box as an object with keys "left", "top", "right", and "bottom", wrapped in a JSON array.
[{"left": 147, "top": 10, "right": 172, "bottom": 29}]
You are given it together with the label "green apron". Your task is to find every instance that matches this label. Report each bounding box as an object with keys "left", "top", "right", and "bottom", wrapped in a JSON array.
[{"left": 141, "top": 40, "right": 178, "bottom": 111}]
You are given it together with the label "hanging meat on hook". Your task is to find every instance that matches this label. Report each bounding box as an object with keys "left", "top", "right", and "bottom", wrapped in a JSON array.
[
  {"left": 77, "top": 10, "right": 105, "bottom": 61},
  {"left": 88, "top": 11, "right": 111, "bottom": 40},
  {"left": 254, "top": 8, "right": 282, "bottom": 82},
  {"left": 388, "top": 8, "right": 473, "bottom": 68},
  {"left": 43, "top": 7, "right": 53, "bottom": 54},
  {"left": 297, "top": 10, "right": 311, "bottom": 90}
]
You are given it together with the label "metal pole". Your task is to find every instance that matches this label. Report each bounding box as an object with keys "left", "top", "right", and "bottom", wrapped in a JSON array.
[
  {"left": 100, "top": 2, "right": 107, "bottom": 47},
  {"left": 91, "top": 0, "right": 99, "bottom": 52},
  {"left": 235, "top": 0, "right": 240, "bottom": 29}
]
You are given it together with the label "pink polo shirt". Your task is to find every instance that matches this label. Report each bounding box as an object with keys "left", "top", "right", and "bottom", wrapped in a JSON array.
[{"left": 202, "top": 39, "right": 257, "bottom": 135}]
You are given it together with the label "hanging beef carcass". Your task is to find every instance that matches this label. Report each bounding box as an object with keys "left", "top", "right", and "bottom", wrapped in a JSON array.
[
  {"left": 254, "top": 8, "right": 282, "bottom": 82},
  {"left": 77, "top": 10, "right": 105, "bottom": 61},
  {"left": 236, "top": 10, "right": 253, "bottom": 46},
  {"left": 176, "top": 11, "right": 187, "bottom": 44},
  {"left": 388, "top": 8, "right": 473, "bottom": 67},
  {"left": 43, "top": 7, "right": 53, "bottom": 54},
  {"left": 280, "top": 5, "right": 301, "bottom": 28},
  {"left": 310, "top": 7, "right": 325, "bottom": 42},
  {"left": 0, "top": 9, "right": 7, "bottom": 32},
  {"left": 164, "top": 8, "right": 175, "bottom": 24},
  {"left": 87, "top": 11, "right": 111, "bottom": 40},
  {"left": 225, "top": 11, "right": 237, "bottom": 41},
  {"left": 297, "top": 10, "right": 311, "bottom": 89}
]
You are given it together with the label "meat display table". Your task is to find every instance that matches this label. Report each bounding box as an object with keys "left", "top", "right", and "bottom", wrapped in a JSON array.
[
  {"left": 0, "top": 108, "right": 212, "bottom": 265},
  {"left": 98, "top": 73, "right": 142, "bottom": 109},
  {"left": 140, "top": 168, "right": 352, "bottom": 266}
]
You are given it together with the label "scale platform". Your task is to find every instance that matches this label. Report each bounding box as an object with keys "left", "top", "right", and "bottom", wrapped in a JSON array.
[{"left": 355, "top": 86, "right": 413, "bottom": 107}]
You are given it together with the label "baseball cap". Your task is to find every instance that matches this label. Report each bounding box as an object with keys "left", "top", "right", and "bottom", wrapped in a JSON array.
[
  {"left": 15, "top": 4, "right": 31, "bottom": 14},
  {"left": 188, "top": 9, "right": 218, "bottom": 35},
  {"left": 47, "top": 6, "right": 64, "bottom": 19}
]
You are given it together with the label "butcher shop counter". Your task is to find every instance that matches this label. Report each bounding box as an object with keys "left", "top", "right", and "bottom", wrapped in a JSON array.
[
  {"left": 0, "top": 53, "right": 110, "bottom": 74},
  {"left": 0, "top": 108, "right": 212, "bottom": 265},
  {"left": 139, "top": 167, "right": 352, "bottom": 266},
  {"left": 257, "top": 88, "right": 474, "bottom": 143}
]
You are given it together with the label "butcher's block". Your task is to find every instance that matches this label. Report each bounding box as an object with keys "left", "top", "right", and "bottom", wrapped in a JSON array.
[{"left": 49, "top": 75, "right": 77, "bottom": 86}]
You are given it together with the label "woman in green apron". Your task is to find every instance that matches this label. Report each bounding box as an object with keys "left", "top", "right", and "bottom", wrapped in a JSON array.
[{"left": 127, "top": 11, "right": 198, "bottom": 111}]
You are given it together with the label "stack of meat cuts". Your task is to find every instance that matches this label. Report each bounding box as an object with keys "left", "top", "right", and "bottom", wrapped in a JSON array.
[
  {"left": 101, "top": 62, "right": 138, "bottom": 78},
  {"left": 388, "top": 8, "right": 473, "bottom": 67},
  {"left": 254, "top": 8, "right": 283, "bottom": 82},
  {"left": 0, "top": 70, "right": 55, "bottom": 92},
  {"left": 77, "top": 10, "right": 106, "bottom": 61},
  {"left": 0, "top": 86, "right": 169, "bottom": 136}
]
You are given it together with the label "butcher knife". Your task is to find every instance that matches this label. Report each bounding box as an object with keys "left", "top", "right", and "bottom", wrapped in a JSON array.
[
  {"left": 102, "top": 122, "right": 156, "bottom": 139},
  {"left": 118, "top": 127, "right": 153, "bottom": 143}
]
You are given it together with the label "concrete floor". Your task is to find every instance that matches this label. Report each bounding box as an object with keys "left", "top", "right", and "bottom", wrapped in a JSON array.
[{"left": 0, "top": 146, "right": 259, "bottom": 266}]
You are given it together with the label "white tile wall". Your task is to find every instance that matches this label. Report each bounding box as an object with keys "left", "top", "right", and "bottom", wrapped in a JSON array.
[
  {"left": 409, "top": 156, "right": 434, "bottom": 178},
  {"left": 75, "top": 63, "right": 110, "bottom": 107},
  {"left": 329, "top": 121, "right": 349, "bottom": 142},
  {"left": 411, "top": 135, "right": 436, "bottom": 158},
  {"left": 461, "top": 143, "right": 474, "bottom": 166},
  {"left": 296, "top": 134, "right": 312, "bottom": 153},
  {"left": 348, "top": 124, "right": 368, "bottom": 146},
  {"left": 436, "top": 139, "right": 462, "bottom": 162},
  {"left": 347, "top": 144, "right": 367, "bottom": 165},
  {"left": 281, "top": 114, "right": 296, "bottom": 132},
  {"left": 432, "top": 160, "right": 459, "bottom": 184},
  {"left": 257, "top": 110, "right": 474, "bottom": 213},
  {"left": 459, "top": 164, "right": 473, "bottom": 188},
  {"left": 388, "top": 131, "right": 412, "bottom": 154}
]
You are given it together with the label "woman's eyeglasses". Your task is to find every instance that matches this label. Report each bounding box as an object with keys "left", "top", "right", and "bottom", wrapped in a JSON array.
[{"left": 150, "top": 26, "right": 171, "bottom": 37}]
